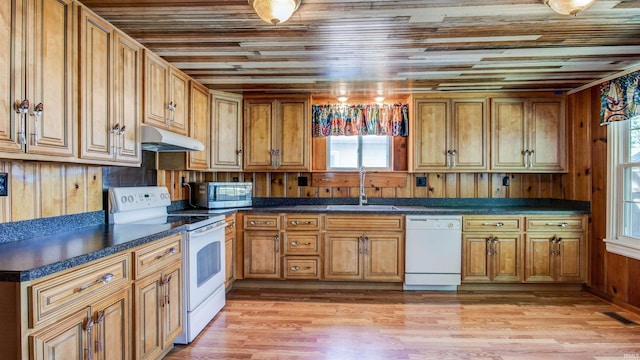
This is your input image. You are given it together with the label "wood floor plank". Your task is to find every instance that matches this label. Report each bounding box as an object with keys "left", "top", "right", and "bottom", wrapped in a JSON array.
[{"left": 166, "top": 289, "right": 640, "bottom": 360}]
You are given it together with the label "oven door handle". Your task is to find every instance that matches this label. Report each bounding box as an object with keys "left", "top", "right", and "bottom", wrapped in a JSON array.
[{"left": 190, "top": 221, "right": 227, "bottom": 237}]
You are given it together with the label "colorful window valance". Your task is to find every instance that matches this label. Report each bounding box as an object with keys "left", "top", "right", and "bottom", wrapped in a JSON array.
[
  {"left": 600, "top": 70, "right": 640, "bottom": 126},
  {"left": 312, "top": 103, "right": 409, "bottom": 137}
]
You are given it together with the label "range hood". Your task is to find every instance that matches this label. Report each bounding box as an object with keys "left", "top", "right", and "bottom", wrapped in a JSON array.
[{"left": 141, "top": 124, "right": 204, "bottom": 152}]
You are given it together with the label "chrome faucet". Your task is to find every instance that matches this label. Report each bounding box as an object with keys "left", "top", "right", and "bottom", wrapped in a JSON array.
[{"left": 359, "top": 166, "right": 367, "bottom": 206}]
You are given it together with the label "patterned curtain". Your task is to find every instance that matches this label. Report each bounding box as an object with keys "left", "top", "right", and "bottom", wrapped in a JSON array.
[
  {"left": 600, "top": 70, "right": 640, "bottom": 126},
  {"left": 312, "top": 103, "right": 409, "bottom": 137}
]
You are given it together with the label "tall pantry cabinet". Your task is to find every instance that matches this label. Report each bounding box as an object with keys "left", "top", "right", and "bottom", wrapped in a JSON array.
[{"left": 1, "top": 0, "right": 75, "bottom": 158}]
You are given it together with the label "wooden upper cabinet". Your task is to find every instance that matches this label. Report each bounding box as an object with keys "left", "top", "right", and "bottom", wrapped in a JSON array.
[
  {"left": 491, "top": 97, "right": 566, "bottom": 173},
  {"left": 187, "top": 81, "right": 210, "bottom": 170},
  {"left": 112, "top": 31, "right": 142, "bottom": 164},
  {"left": 79, "top": 6, "right": 141, "bottom": 165},
  {"left": 243, "top": 96, "right": 309, "bottom": 171},
  {"left": 143, "top": 50, "right": 189, "bottom": 135},
  {"left": 412, "top": 98, "right": 487, "bottom": 172},
  {"left": 211, "top": 90, "right": 243, "bottom": 171},
  {"left": 1, "top": 0, "right": 74, "bottom": 158}
]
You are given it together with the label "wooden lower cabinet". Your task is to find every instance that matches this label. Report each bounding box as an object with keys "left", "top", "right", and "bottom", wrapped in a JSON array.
[
  {"left": 134, "top": 261, "right": 183, "bottom": 359},
  {"left": 462, "top": 233, "right": 522, "bottom": 282},
  {"left": 29, "top": 273, "right": 131, "bottom": 360},
  {"left": 225, "top": 214, "right": 236, "bottom": 289},
  {"left": 524, "top": 232, "right": 584, "bottom": 282},
  {"left": 325, "top": 231, "right": 403, "bottom": 282},
  {"left": 29, "top": 308, "right": 90, "bottom": 360},
  {"left": 243, "top": 230, "right": 281, "bottom": 279}
]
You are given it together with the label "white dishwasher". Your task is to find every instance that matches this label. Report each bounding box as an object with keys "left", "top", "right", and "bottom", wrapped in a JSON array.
[{"left": 404, "top": 215, "right": 462, "bottom": 291}]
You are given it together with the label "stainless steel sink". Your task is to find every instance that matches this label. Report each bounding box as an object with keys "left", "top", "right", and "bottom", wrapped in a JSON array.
[{"left": 326, "top": 205, "right": 400, "bottom": 211}]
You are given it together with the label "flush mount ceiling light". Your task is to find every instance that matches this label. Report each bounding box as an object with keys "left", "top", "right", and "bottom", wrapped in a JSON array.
[
  {"left": 337, "top": 96, "right": 349, "bottom": 103},
  {"left": 248, "top": 0, "right": 301, "bottom": 25},
  {"left": 544, "top": 0, "right": 596, "bottom": 15},
  {"left": 374, "top": 96, "right": 385, "bottom": 103}
]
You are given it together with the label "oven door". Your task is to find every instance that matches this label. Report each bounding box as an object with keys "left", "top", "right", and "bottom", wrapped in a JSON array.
[{"left": 185, "top": 221, "right": 226, "bottom": 311}]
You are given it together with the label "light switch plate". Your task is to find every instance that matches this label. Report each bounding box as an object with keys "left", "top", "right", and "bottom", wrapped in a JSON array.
[
  {"left": 0, "top": 173, "right": 7, "bottom": 196},
  {"left": 416, "top": 176, "right": 427, "bottom": 187}
]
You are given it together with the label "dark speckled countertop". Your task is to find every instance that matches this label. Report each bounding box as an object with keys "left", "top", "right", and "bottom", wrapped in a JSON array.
[
  {"left": 0, "top": 198, "right": 588, "bottom": 283},
  {"left": 0, "top": 222, "right": 184, "bottom": 282}
]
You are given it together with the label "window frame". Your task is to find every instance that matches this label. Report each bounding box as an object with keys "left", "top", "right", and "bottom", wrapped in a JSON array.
[
  {"left": 326, "top": 135, "right": 393, "bottom": 171},
  {"left": 605, "top": 118, "right": 640, "bottom": 260}
]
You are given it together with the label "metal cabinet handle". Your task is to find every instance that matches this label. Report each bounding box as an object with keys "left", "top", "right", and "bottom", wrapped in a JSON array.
[
  {"left": 16, "top": 99, "right": 29, "bottom": 144},
  {"left": 482, "top": 222, "right": 504, "bottom": 227},
  {"left": 31, "top": 102, "right": 43, "bottom": 146},
  {"left": 156, "top": 247, "right": 177, "bottom": 260},
  {"left": 492, "top": 237, "right": 498, "bottom": 255},
  {"left": 486, "top": 237, "right": 493, "bottom": 256},
  {"left": 291, "top": 241, "right": 312, "bottom": 247},
  {"left": 95, "top": 310, "right": 105, "bottom": 353},
  {"left": 84, "top": 317, "right": 94, "bottom": 360},
  {"left": 291, "top": 221, "right": 312, "bottom": 226},
  {"left": 363, "top": 235, "right": 369, "bottom": 255},
  {"left": 250, "top": 221, "right": 272, "bottom": 225},
  {"left": 290, "top": 265, "right": 312, "bottom": 272},
  {"left": 546, "top": 222, "right": 569, "bottom": 227},
  {"left": 451, "top": 149, "right": 457, "bottom": 168},
  {"left": 275, "top": 235, "right": 280, "bottom": 253},
  {"left": 78, "top": 273, "right": 114, "bottom": 292}
]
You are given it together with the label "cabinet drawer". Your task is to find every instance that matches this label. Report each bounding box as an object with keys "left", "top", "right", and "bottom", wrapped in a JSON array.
[
  {"left": 244, "top": 214, "right": 280, "bottom": 230},
  {"left": 284, "top": 232, "right": 321, "bottom": 255},
  {"left": 283, "top": 214, "right": 322, "bottom": 231},
  {"left": 526, "top": 216, "right": 585, "bottom": 231},
  {"left": 284, "top": 257, "right": 321, "bottom": 279},
  {"left": 463, "top": 216, "right": 522, "bottom": 231},
  {"left": 326, "top": 215, "right": 403, "bottom": 231},
  {"left": 133, "top": 233, "right": 183, "bottom": 280},
  {"left": 29, "top": 252, "right": 130, "bottom": 328}
]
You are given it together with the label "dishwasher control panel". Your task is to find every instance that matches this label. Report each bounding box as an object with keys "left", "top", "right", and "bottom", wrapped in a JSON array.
[{"left": 406, "top": 216, "right": 461, "bottom": 230}]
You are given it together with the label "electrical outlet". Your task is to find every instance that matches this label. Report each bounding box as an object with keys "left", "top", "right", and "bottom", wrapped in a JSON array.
[
  {"left": 502, "top": 176, "right": 510, "bottom": 186},
  {"left": 0, "top": 173, "right": 8, "bottom": 196},
  {"left": 416, "top": 176, "right": 427, "bottom": 187},
  {"left": 297, "top": 176, "right": 308, "bottom": 187}
]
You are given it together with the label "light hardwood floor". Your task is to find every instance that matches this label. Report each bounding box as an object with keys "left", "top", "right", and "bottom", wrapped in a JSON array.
[{"left": 166, "top": 289, "right": 640, "bottom": 360}]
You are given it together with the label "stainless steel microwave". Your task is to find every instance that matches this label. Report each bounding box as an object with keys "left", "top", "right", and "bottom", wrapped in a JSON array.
[{"left": 193, "top": 182, "right": 253, "bottom": 208}]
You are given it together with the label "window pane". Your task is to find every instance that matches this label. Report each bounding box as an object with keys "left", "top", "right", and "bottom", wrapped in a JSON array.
[
  {"left": 631, "top": 118, "right": 640, "bottom": 163},
  {"left": 362, "top": 136, "right": 390, "bottom": 168},
  {"left": 329, "top": 136, "right": 358, "bottom": 169},
  {"left": 622, "top": 166, "right": 640, "bottom": 239}
]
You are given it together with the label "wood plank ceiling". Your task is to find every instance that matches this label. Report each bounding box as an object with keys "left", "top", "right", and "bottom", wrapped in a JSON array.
[{"left": 81, "top": 0, "right": 640, "bottom": 97}]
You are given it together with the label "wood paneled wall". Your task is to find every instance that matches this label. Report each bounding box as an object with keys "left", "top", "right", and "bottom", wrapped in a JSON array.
[
  {"left": 164, "top": 170, "right": 567, "bottom": 202},
  {"left": 0, "top": 161, "right": 102, "bottom": 223}
]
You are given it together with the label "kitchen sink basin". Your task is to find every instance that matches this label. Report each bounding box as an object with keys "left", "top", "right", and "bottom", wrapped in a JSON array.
[{"left": 326, "top": 205, "right": 400, "bottom": 211}]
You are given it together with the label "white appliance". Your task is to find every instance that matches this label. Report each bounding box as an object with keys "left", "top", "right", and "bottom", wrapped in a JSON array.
[
  {"left": 404, "top": 215, "right": 462, "bottom": 291},
  {"left": 108, "top": 186, "right": 226, "bottom": 344}
]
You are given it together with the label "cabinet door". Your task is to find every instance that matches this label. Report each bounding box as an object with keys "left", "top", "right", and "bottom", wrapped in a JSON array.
[
  {"left": 225, "top": 238, "right": 234, "bottom": 287},
  {"left": 0, "top": 0, "right": 23, "bottom": 153},
  {"left": 244, "top": 100, "right": 274, "bottom": 169},
  {"left": 30, "top": 308, "right": 91, "bottom": 360},
  {"left": 211, "top": 90, "right": 243, "bottom": 170},
  {"left": 524, "top": 234, "right": 554, "bottom": 282},
  {"left": 529, "top": 99, "right": 566, "bottom": 172},
  {"left": 168, "top": 68, "right": 189, "bottom": 135},
  {"left": 492, "top": 234, "right": 521, "bottom": 282},
  {"left": 243, "top": 231, "right": 280, "bottom": 279},
  {"left": 143, "top": 50, "right": 168, "bottom": 129},
  {"left": 491, "top": 98, "right": 526, "bottom": 170},
  {"left": 451, "top": 99, "right": 487, "bottom": 171},
  {"left": 413, "top": 99, "right": 449, "bottom": 170},
  {"left": 555, "top": 233, "right": 583, "bottom": 282},
  {"left": 113, "top": 31, "right": 142, "bottom": 164},
  {"left": 134, "top": 274, "right": 162, "bottom": 360},
  {"left": 363, "top": 233, "right": 403, "bottom": 282},
  {"left": 276, "top": 98, "right": 309, "bottom": 170},
  {"left": 324, "top": 232, "right": 362, "bottom": 280},
  {"left": 462, "top": 234, "right": 491, "bottom": 282},
  {"left": 93, "top": 288, "right": 130, "bottom": 360},
  {"left": 161, "top": 262, "right": 183, "bottom": 348},
  {"left": 188, "top": 81, "right": 210, "bottom": 170},
  {"left": 79, "top": 7, "right": 114, "bottom": 161},
  {"left": 26, "top": 0, "right": 74, "bottom": 156}
]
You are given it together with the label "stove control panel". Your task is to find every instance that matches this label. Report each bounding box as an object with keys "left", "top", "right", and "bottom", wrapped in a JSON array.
[{"left": 109, "top": 186, "right": 171, "bottom": 213}]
